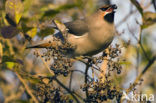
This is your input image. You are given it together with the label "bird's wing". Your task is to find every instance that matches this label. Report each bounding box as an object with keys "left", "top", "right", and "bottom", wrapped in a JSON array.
[{"left": 64, "top": 19, "right": 89, "bottom": 36}]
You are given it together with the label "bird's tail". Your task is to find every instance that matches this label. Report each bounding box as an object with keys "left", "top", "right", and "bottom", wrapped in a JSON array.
[{"left": 26, "top": 42, "right": 52, "bottom": 49}]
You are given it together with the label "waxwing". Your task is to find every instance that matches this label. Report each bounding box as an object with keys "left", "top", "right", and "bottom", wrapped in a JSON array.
[{"left": 26, "top": 4, "right": 117, "bottom": 57}]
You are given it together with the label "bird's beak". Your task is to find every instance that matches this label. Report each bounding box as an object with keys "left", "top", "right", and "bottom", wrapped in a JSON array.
[{"left": 105, "top": 4, "right": 117, "bottom": 13}]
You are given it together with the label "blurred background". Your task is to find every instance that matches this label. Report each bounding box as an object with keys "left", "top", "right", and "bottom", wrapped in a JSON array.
[{"left": 0, "top": 0, "right": 156, "bottom": 103}]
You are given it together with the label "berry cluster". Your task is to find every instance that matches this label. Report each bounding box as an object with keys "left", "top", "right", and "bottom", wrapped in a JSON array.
[
  {"left": 34, "top": 36, "right": 75, "bottom": 77},
  {"left": 107, "top": 60, "right": 122, "bottom": 74},
  {"left": 36, "top": 81, "right": 73, "bottom": 103},
  {"left": 107, "top": 44, "right": 122, "bottom": 74},
  {"left": 81, "top": 80, "right": 122, "bottom": 103},
  {"left": 108, "top": 44, "right": 121, "bottom": 58},
  {"left": 79, "top": 44, "right": 123, "bottom": 103},
  {"left": 50, "top": 57, "right": 72, "bottom": 77}
]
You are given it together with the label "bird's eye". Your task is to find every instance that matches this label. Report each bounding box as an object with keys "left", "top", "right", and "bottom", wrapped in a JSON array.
[{"left": 100, "top": 7, "right": 108, "bottom": 11}]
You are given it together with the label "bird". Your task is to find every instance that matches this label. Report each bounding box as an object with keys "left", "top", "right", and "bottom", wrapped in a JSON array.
[{"left": 26, "top": 4, "right": 117, "bottom": 57}]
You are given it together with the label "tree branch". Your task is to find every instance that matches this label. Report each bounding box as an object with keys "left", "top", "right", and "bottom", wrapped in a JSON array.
[
  {"left": 15, "top": 72, "right": 39, "bottom": 103},
  {"left": 85, "top": 61, "right": 89, "bottom": 99},
  {"left": 152, "top": 0, "right": 156, "bottom": 11},
  {"left": 54, "top": 77, "right": 81, "bottom": 103},
  {"left": 127, "top": 56, "right": 156, "bottom": 93}
]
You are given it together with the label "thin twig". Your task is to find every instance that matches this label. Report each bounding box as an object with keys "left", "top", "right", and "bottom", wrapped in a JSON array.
[
  {"left": 32, "top": 74, "right": 84, "bottom": 101},
  {"left": 136, "top": 47, "right": 139, "bottom": 75},
  {"left": 128, "top": 25, "right": 150, "bottom": 61},
  {"left": 70, "top": 70, "right": 92, "bottom": 79},
  {"left": 152, "top": 0, "right": 156, "bottom": 11},
  {"left": 127, "top": 56, "right": 156, "bottom": 93},
  {"left": 116, "top": 10, "right": 137, "bottom": 27},
  {"left": 91, "top": 67, "right": 94, "bottom": 80},
  {"left": 85, "top": 61, "right": 89, "bottom": 99},
  {"left": 54, "top": 77, "right": 81, "bottom": 103},
  {"left": 15, "top": 72, "right": 39, "bottom": 103},
  {"left": 72, "top": 91, "right": 84, "bottom": 100},
  {"left": 141, "top": 56, "right": 156, "bottom": 74},
  {"left": 99, "top": 49, "right": 109, "bottom": 83},
  {"left": 4, "top": 86, "right": 24, "bottom": 103},
  {"left": 116, "top": 2, "right": 151, "bottom": 28},
  {"left": 138, "top": 26, "right": 150, "bottom": 61},
  {"left": 35, "top": 49, "right": 55, "bottom": 76},
  {"left": 69, "top": 71, "right": 73, "bottom": 90},
  {"left": 34, "top": 50, "right": 81, "bottom": 102},
  {"left": 139, "top": 43, "right": 150, "bottom": 60}
]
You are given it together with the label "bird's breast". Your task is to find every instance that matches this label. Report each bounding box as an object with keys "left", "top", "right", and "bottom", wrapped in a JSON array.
[
  {"left": 89, "top": 24, "right": 115, "bottom": 45},
  {"left": 66, "top": 22, "right": 115, "bottom": 56}
]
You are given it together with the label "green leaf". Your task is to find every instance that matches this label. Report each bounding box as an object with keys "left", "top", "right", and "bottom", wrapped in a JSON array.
[
  {"left": 0, "top": 26, "right": 19, "bottom": 39},
  {"left": 42, "top": 9, "right": 59, "bottom": 18},
  {"left": 5, "top": 62, "right": 15, "bottom": 69},
  {"left": 130, "top": 0, "right": 143, "bottom": 15},
  {"left": 23, "top": 0, "right": 33, "bottom": 13},
  {"left": 26, "top": 27, "right": 37, "bottom": 38},
  {"left": 119, "top": 61, "right": 131, "bottom": 65},
  {"left": 75, "top": 0, "right": 85, "bottom": 9},
  {"left": 5, "top": 0, "right": 23, "bottom": 24},
  {"left": 21, "top": 23, "right": 33, "bottom": 33},
  {"left": 142, "top": 12, "right": 156, "bottom": 29},
  {"left": 25, "top": 77, "right": 41, "bottom": 84},
  {"left": 41, "top": 4, "right": 78, "bottom": 19},
  {"left": 57, "top": 3, "right": 78, "bottom": 10},
  {"left": 2, "top": 55, "right": 15, "bottom": 62},
  {"left": 38, "top": 27, "right": 54, "bottom": 38},
  {"left": 2, "top": 55, "right": 23, "bottom": 65}
]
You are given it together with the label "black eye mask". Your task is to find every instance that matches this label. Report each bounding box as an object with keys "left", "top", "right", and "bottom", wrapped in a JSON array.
[
  {"left": 100, "top": 6, "right": 109, "bottom": 11},
  {"left": 100, "top": 4, "right": 117, "bottom": 11}
]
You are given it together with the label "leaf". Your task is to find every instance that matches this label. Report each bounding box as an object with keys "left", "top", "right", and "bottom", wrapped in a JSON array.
[
  {"left": 2, "top": 55, "right": 15, "bottom": 62},
  {"left": 26, "top": 27, "right": 37, "bottom": 38},
  {"left": 0, "top": 26, "right": 19, "bottom": 38},
  {"left": 2, "top": 55, "right": 23, "bottom": 65},
  {"left": 21, "top": 23, "right": 33, "bottom": 33},
  {"left": 38, "top": 27, "right": 54, "bottom": 38},
  {"left": 23, "top": 0, "right": 33, "bottom": 13},
  {"left": 142, "top": 12, "right": 156, "bottom": 29},
  {"left": 130, "top": 0, "right": 143, "bottom": 15},
  {"left": 41, "top": 4, "right": 78, "bottom": 19},
  {"left": 23, "top": 27, "right": 37, "bottom": 41},
  {"left": 57, "top": 3, "right": 78, "bottom": 10},
  {"left": 5, "top": 0, "right": 23, "bottom": 24},
  {"left": 0, "top": 43, "right": 3, "bottom": 63},
  {"left": 75, "top": 0, "right": 84, "bottom": 9},
  {"left": 5, "top": 13, "right": 17, "bottom": 26},
  {"left": 42, "top": 9, "right": 59, "bottom": 18},
  {"left": 5, "top": 62, "right": 15, "bottom": 69},
  {"left": 119, "top": 61, "right": 131, "bottom": 65}
]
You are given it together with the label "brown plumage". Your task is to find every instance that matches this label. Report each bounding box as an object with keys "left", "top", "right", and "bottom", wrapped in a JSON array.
[{"left": 26, "top": 4, "right": 117, "bottom": 57}]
